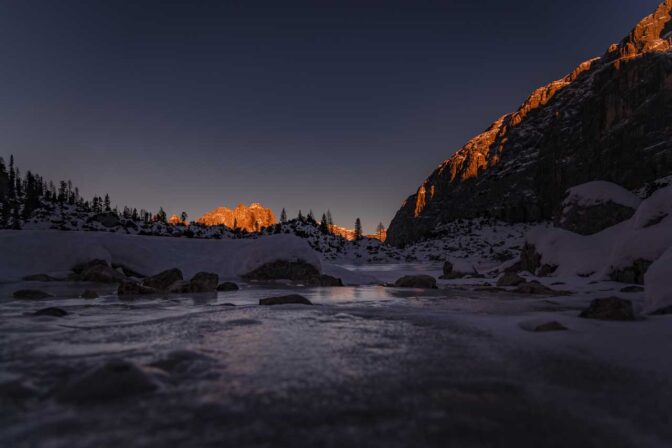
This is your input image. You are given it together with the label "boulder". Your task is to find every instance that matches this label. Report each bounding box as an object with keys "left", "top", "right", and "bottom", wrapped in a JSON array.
[
  {"left": 242, "top": 260, "right": 321, "bottom": 285},
  {"left": 579, "top": 297, "right": 635, "bottom": 321},
  {"left": 22, "top": 274, "right": 56, "bottom": 282},
  {"left": 497, "top": 273, "right": 526, "bottom": 287},
  {"left": 117, "top": 281, "right": 158, "bottom": 296},
  {"left": 394, "top": 275, "right": 438, "bottom": 289},
  {"left": 318, "top": 275, "right": 344, "bottom": 287},
  {"left": 90, "top": 212, "right": 121, "bottom": 228},
  {"left": 55, "top": 359, "right": 158, "bottom": 404},
  {"left": 79, "top": 263, "right": 125, "bottom": 284},
  {"left": 514, "top": 282, "right": 569, "bottom": 296},
  {"left": 142, "top": 268, "right": 183, "bottom": 291},
  {"left": 620, "top": 286, "right": 644, "bottom": 293},
  {"left": 533, "top": 321, "right": 567, "bottom": 332},
  {"left": 610, "top": 259, "right": 652, "bottom": 285},
  {"left": 217, "top": 282, "right": 239, "bottom": 292},
  {"left": 189, "top": 272, "right": 219, "bottom": 292},
  {"left": 13, "top": 289, "right": 53, "bottom": 300},
  {"left": 81, "top": 290, "right": 99, "bottom": 299},
  {"left": 519, "top": 244, "right": 542, "bottom": 274},
  {"left": 440, "top": 261, "right": 467, "bottom": 279},
  {"left": 259, "top": 294, "right": 313, "bottom": 306},
  {"left": 33, "top": 307, "right": 68, "bottom": 317},
  {"left": 555, "top": 181, "right": 640, "bottom": 235},
  {"left": 72, "top": 259, "right": 109, "bottom": 275}
]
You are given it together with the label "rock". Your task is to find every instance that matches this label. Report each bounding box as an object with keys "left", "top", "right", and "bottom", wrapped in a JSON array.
[
  {"left": 13, "top": 289, "right": 53, "bottom": 300},
  {"left": 150, "top": 350, "right": 215, "bottom": 375},
  {"left": 142, "top": 268, "right": 183, "bottom": 291},
  {"left": 442, "top": 261, "right": 454, "bottom": 277},
  {"left": 394, "top": 275, "right": 438, "bottom": 289},
  {"left": 259, "top": 294, "right": 313, "bottom": 306},
  {"left": 167, "top": 280, "right": 192, "bottom": 294},
  {"left": 620, "top": 286, "right": 644, "bottom": 293},
  {"left": 33, "top": 307, "right": 68, "bottom": 317},
  {"left": 514, "top": 282, "right": 568, "bottom": 296},
  {"left": 55, "top": 359, "right": 158, "bottom": 404},
  {"left": 217, "top": 282, "right": 239, "bottom": 292},
  {"left": 79, "top": 263, "right": 125, "bottom": 283},
  {"left": 533, "top": 321, "right": 568, "bottom": 332},
  {"left": 519, "top": 244, "right": 542, "bottom": 275},
  {"left": 117, "top": 281, "right": 158, "bottom": 296},
  {"left": 81, "top": 290, "right": 99, "bottom": 299},
  {"left": 0, "top": 379, "right": 37, "bottom": 402},
  {"left": 112, "top": 264, "right": 146, "bottom": 279},
  {"left": 90, "top": 212, "right": 121, "bottom": 228},
  {"left": 22, "top": 274, "right": 56, "bottom": 282},
  {"left": 579, "top": 297, "right": 635, "bottom": 321},
  {"left": 72, "top": 259, "right": 109, "bottom": 275},
  {"left": 196, "top": 203, "right": 275, "bottom": 232},
  {"left": 189, "top": 272, "right": 219, "bottom": 292},
  {"left": 318, "top": 275, "right": 343, "bottom": 287},
  {"left": 497, "top": 272, "right": 526, "bottom": 287},
  {"left": 385, "top": 2, "right": 672, "bottom": 247},
  {"left": 555, "top": 181, "right": 640, "bottom": 235},
  {"left": 651, "top": 305, "right": 672, "bottom": 315},
  {"left": 242, "top": 260, "right": 322, "bottom": 285},
  {"left": 610, "top": 259, "right": 652, "bottom": 285}
]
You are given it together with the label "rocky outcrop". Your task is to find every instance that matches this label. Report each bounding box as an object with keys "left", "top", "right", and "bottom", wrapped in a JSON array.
[
  {"left": 387, "top": 1, "right": 672, "bottom": 247},
  {"left": 197, "top": 203, "right": 275, "bottom": 232},
  {"left": 393, "top": 275, "right": 438, "bottom": 289},
  {"left": 259, "top": 294, "right": 313, "bottom": 306},
  {"left": 13, "top": 289, "right": 53, "bottom": 299},
  {"left": 579, "top": 297, "right": 636, "bottom": 321},
  {"left": 555, "top": 181, "right": 641, "bottom": 235}
]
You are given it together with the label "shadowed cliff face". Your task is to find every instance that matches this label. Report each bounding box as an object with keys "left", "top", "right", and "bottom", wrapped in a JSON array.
[
  {"left": 197, "top": 203, "right": 275, "bottom": 232},
  {"left": 387, "top": 0, "right": 672, "bottom": 247}
]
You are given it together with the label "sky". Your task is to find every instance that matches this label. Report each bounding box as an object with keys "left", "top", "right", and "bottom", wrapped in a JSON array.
[{"left": 0, "top": 0, "right": 662, "bottom": 232}]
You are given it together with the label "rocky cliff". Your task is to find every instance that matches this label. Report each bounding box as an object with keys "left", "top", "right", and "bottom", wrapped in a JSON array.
[
  {"left": 387, "top": 1, "right": 672, "bottom": 247},
  {"left": 197, "top": 203, "right": 275, "bottom": 232}
]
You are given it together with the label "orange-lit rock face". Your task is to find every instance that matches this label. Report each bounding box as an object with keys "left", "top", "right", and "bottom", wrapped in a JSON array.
[
  {"left": 329, "top": 225, "right": 387, "bottom": 241},
  {"left": 387, "top": 0, "right": 672, "bottom": 247},
  {"left": 168, "top": 215, "right": 183, "bottom": 225},
  {"left": 197, "top": 203, "right": 275, "bottom": 232}
]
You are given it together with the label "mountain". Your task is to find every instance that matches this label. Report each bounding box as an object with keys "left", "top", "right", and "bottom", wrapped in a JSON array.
[
  {"left": 387, "top": 1, "right": 672, "bottom": 247},
  {"left": 330, "top": 224, "right": 387, "bottom": 241},
  {"left": 196, "top": 203, "right": 276, "bottom": 232}
]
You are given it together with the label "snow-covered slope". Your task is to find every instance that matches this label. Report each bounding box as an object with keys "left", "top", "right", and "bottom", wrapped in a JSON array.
[{"left": 0, "top": 230, "right": 321, "bottom": 282}]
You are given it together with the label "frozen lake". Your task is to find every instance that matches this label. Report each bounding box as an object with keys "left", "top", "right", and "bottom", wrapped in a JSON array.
[{"left": 1, "top": 264, "right": 671, "bottom": 447}]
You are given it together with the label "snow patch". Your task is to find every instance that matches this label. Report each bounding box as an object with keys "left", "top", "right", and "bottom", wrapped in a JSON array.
[
  {"left": 562, "top": 180, "right": 641, "bottom": 210},
  {"left": 644, "top": 246, "right": 672, "bottom": 314}
]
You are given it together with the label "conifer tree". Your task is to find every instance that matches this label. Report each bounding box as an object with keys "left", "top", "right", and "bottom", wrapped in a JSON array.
[
  {"left": 319, "top": 213, "right": 329, "bottom": 234},
  {"left": 376, "top": 222, "right": 386, "bottom": 241},
  {"left": 180, "top": 211, "right": 188, "bottom": 223},
  {"left": 280, "top": 208, "right": 287, "bottom": 223},
  {"left": 354, "top": 218, "right": 363, "bottom": 241},
  {"left": 104, "top": 194, "right": 111, "bottom": 212},
  {"left": 297, "top": 210, "right": 303, "bottom": 221}
]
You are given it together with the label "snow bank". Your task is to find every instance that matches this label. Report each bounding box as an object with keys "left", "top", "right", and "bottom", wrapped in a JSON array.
[
  {"left": 645, "top": 246, "right": 672, "bottom": 314},
  {"left": 562, "top": 180, "right": 641, "bottom": 210},
  {"left": 0, "top": 230, "right": 321, "bottom": 282},
  {"left": 529, "top": 185, "right": 672, "bottom": 278}
]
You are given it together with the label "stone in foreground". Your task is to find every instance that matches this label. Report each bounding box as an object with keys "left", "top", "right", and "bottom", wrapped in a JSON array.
[
  {"left": 394, "top": 275, "right": 438, "bottom": 289},
  {"left": 81, "top": 289, "right": 99, "bottom": 299},
  {"left": 497, "top": 273, "right": 526, "bottom": 287},
  {"left": 579, "top": 297, "right": 635, "bottom": 321},
  {"left": 259, "top": 294, "right": 313, "bottom": 306},
  {"left": 13, "top": 289, "right": 53, "bottom": 300},
  {"left": 142, "top": 268, "right": 184, "bottom": 291},
  {"left": 217, "top": 282, "right": 239, "bottom": 292},
  {"left": 55, "top": 359, "right": 158, "bottom": 404},
  {"left": 189, "top": 272, "right": 219, "bottom": 292},
  {"left": 533, "top": 321, "right": 568, "bottom": 332},
  {"left": 33, "top": 307, "right": 68, "bottom": 317}
]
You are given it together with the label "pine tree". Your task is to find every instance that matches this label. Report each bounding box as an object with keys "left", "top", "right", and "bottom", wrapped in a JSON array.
[
  {"left": 280, "top": 208, "right": 287, "bottom": 223},
  {"left": 376, "top": 222, "right": 386, "bottom": 241},
  {"left": 180, "top": 211, "right": 188, "bottom": 223},
  {"left": 297, "top": 210, "right": 304, "bottom": 221},
  {"left": 156, "top": 207, "right": 167, "bottom": 223},
  {"left": 354, "top": 218, "right": 363, "bottom": 241},
  {"left": 104, "top": 194, "right": 111, "bottom": 212},
  {"left": 319, "top": 213, "right": 329, "bottom": 234}
]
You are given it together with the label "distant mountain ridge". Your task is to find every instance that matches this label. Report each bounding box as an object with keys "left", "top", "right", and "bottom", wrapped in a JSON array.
[
  {"left": 387, "top": 0, "right": 672, "bottom": 247},
  {"left": 197, "top": 203, "right": 276, "bottom": 232}
]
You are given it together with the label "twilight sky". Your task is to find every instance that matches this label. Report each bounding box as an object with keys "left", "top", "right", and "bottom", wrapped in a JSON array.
[{"left": 0, "top": 0, "right": 661, "bottom": 232}]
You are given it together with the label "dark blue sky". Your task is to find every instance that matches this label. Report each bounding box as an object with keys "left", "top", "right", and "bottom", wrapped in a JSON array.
[{"left": 0, "top": 0, "right": 661, "bottom": 232}]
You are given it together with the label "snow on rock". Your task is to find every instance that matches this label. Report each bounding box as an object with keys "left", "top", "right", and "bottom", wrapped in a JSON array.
[
  {"left": 529, "top": 185, "right": 672, "bottom": 279},
  {"left": 562, "top": 181, "right": 642, "bottom": 209},
  {"left": 0, "top": 230, "right": 321, "bottom": 282},
  {"left": 644, "top": 246, "right": 672, "bottom": 314}
]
